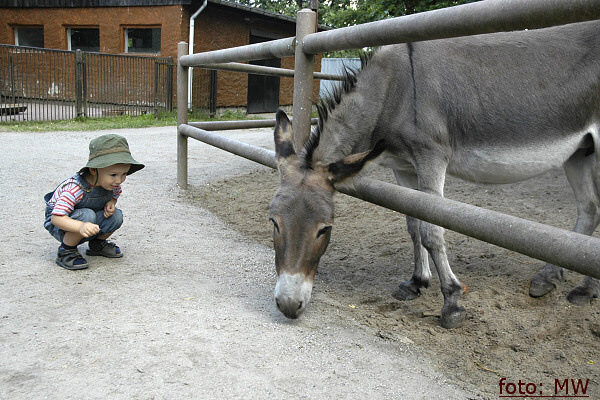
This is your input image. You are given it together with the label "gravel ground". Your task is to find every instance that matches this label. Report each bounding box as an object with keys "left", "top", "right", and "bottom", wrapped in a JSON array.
[{"left": 0, "top": 126, "right": 474, "bottom": 399}]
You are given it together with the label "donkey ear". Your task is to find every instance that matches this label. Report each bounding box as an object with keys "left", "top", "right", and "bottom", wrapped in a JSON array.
[
  {"left": 327, "top": 140, "right": 386, "bottom": 183},
  {"left": 274, "top": 109, "right": 296, "bottom": 162}
]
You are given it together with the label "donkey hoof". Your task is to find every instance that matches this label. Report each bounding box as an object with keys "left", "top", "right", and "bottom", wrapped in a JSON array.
[
  {"left": 530, "top": 265, "right": 564, "bottom": 297},
  {"left": 529, "top": 277, "right": 556, "bottom": 298},
  {"left": 440, "top": 306, "right": 466, "bottom": 329},
  {"left": 567, "top": 287, "right": 597, "bottom": 306},
  {"left": 393, "top": 281, "right": 421, "bottom": 301}
]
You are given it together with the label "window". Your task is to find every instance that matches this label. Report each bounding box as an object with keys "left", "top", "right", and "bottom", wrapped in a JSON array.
[
  {"left": 125, "top": 28, "right": 161, "bottom": 54},
  {"left": 67, "top": 27, "right": 100, "bottom": 52},
  {"left": 14, "top": 27, "right": 44, "bottom": 47}
]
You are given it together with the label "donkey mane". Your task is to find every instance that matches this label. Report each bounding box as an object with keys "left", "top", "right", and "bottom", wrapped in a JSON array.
[{"left": 300, "top": 52, "right": 374, "bottom": 170}]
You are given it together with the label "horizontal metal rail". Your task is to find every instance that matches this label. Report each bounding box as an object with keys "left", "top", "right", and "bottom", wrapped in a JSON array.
[
  {"left": 302, "top": 0, "right": 600, "bottom": 54},
  {"left": 337, "top": 179, "right": 600, "bottom": 280},
  {"left": 178, "top": 123, "right": 600, "bottom": 278},
  {"left": 198, "top": 62, "right": 344, "bottom": 80},
  {"left": 179, "top": 37, "right": 295, "bottom": 67},
  {"left": 188, "top": 118, "right": 317, "bottom": 131},
  {"left": 179, "top": 123, "right": 276, "bottom": 168}
]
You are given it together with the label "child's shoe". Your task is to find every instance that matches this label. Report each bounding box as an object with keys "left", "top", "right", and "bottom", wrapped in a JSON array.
[
  {"left": 86, "top": 239, "right": 123, "bottom": 258},
  {"left": 56, "top": 246, "right": 89, "bottom": 270}
]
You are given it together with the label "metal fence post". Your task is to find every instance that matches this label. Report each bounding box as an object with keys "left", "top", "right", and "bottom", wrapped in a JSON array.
[
  {"left": 82, "top": 51, "right": 88, "bottom": 117},
  {"left": 292, "top": 8, "right": 317, "bottom": 152},
  {"left": 9, "top": 52, "right": 16, "bottom": 105},
  {"left": 209, "top": 69, "right": 217, "bottom": 116},
  {"left": 75, "top": 49, "right": 83, "bottom": 118},
  {"left": 177, "top": 41, "right": 189, "bottom": 189},
  {"left": 154, "top": 61, "right": 159, "bottom": 117},
  {"left": 167, "top": 57, "right": 174, "bottom": 112}
]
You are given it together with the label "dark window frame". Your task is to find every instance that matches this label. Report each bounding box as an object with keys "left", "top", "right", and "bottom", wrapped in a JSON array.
[
  {"left": 14, "top": 26, "right": 44, "bottom": 47},
  {"left": 67, "top": 26, "right": 100, "bottom": 52},
  {"left": 124, "top": 26, "right": 161, "bottom": 54}
]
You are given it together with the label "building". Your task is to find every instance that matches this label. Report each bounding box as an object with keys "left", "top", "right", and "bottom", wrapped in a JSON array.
[{"left": 0, "top": 0, "right": 324, "bottom": 113}]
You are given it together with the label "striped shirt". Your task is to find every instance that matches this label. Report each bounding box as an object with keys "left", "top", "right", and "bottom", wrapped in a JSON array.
[{"left": 47, "top": 177, "right": 122, "bottom": 216}]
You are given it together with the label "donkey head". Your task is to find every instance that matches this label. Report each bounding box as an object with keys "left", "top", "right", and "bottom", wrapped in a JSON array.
[{"left": 270, "top": 110, "right": 384, "bottom": 319}]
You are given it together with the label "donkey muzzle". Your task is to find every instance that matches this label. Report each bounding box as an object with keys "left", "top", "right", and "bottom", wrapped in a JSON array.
[{"left": 274, "top": 273, "right": 313, "bottom": 319}]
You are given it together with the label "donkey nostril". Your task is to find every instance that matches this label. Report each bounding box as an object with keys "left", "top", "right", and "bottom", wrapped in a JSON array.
[
  {"left": 276, "top": 299, "right": 281, "bottom": 310},
  {"left": 297, "top": 301, "right": 303, "bottom": 311}
]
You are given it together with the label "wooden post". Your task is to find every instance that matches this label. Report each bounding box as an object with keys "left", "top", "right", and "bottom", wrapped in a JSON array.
[{"left": 292, "top": 8, "right": 317, "bottom": 153}]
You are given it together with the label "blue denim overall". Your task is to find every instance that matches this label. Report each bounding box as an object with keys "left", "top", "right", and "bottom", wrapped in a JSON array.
[{"left": 44, "top": 173, "right": 123, "bottom": 243}]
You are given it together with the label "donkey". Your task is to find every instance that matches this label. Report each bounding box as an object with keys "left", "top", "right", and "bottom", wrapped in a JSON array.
[{"left": 270, "top": 20, "right": 600, "bottom": 328}]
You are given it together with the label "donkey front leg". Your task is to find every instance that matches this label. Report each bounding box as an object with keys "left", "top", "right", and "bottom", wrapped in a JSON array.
[
  {"left": 414, "top": 159, "right": 466, "bottom": 328},
  {"left": 529, "top": 264, "right": 565, "bottom": 298},
  {"left": 393, "top": 215, "right": 432, "bottom": 300},
  {"left": 420, "top": 220, "right": 466, "bottom": 329}
]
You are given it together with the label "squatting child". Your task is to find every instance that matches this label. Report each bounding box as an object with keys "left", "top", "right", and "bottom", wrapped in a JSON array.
[{"left": 44, "top": 134, "right": 144, "bottom": 270}]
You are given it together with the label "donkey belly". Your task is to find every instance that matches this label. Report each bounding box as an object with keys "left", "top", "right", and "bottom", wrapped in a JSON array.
[{"left": 447, "top": 133, "right": 589, "bottom": 184}]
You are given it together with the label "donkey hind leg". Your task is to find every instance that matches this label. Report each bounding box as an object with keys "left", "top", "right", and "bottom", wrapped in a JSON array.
[
  {"left": 392, "top": 170, "right": 431, "bottom": 301},
  {"left": 530, "top": 148, "right": 600, "bottom": 302},
  {"left": 563, "top": 148, "right": 600, "bottom": 305},
  {"left": 415, "top": 163, "right": 466, "bottom": 329}
]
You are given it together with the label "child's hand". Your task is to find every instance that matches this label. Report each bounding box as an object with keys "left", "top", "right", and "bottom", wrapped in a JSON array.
[
  {"left": 104, "top": 200, "right": 116, "bottom": 218},
  {"left": 79, "top": 222, "right": 100, "bottom": 238}
]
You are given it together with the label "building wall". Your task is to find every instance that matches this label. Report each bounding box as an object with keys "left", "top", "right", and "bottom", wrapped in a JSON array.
[
  {"left": 0, "top": 6, "right": 185, "bottom": 57},
  {"left": 0, "top": 4, "right": 321, "bottom": 109}
]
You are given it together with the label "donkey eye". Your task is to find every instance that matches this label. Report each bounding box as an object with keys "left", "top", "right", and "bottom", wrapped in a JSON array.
[{"left": 317, "top": 226, "right": 332, "bottom": 238}]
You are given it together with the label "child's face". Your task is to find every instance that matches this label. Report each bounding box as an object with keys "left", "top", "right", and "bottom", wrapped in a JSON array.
[{"left": 90, "top": 164, "right": 130, "bottom": 190}]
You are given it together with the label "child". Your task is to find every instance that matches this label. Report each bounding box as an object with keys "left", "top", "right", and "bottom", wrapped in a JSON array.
[{"left": 44, "top": 134, "right": 144, "bottom": 270}]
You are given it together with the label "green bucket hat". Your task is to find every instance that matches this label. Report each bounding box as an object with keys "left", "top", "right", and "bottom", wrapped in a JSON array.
[{"left": 80, "top": 134, "right": 145, "bottom": 175}]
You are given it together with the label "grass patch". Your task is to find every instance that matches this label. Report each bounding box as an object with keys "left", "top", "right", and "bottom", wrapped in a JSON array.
[{"left": 0, "top": 109, "right": 248, "bottom": 133}]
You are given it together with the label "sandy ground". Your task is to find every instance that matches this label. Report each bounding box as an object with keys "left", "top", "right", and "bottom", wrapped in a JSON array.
[
  {"left": 0, "top": 126, "right": 479, "bottom": 399},
  {"left": 188, "top": 130, "right": 600, "bottom": 398}
]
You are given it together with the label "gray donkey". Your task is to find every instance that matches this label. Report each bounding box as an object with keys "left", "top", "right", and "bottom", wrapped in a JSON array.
[{"left": 270, "top": 20, "right": 600, "bottom": 328}]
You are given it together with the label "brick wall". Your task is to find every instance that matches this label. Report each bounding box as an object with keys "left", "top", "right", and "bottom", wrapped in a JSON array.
[
  {"left": 0, "top": 6, "right": 184, "bottom": 56},
  {"left": 0, "top": 4, "right": 322, "bottom": 109}
]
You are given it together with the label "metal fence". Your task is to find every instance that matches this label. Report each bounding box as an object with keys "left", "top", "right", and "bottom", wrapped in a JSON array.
[
  {"left": 189, "top": 67, "right": 216, "bottom": 115},
  {"left": 0, "top": 45, "right": 196, "bottom": 122},
  {"left": 176, "top": 0, "right": 600, "bottom": 278}
]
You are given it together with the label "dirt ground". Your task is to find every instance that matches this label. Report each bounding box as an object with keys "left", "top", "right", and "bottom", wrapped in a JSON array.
[
  {"left": 2, "top": 125, "right": 598, "bottom": 399},
  {"left": 189, "top": 149, "right": 600, "bottom": 398}
]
